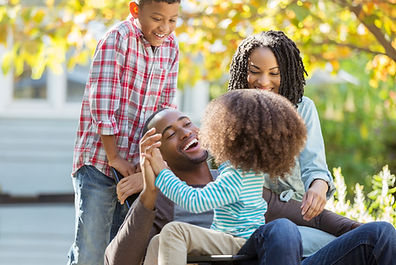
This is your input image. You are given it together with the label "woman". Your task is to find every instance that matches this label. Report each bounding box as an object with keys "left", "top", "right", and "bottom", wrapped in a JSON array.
[{"left": 229, "top": 30, "right": 333, "bottom": 221}]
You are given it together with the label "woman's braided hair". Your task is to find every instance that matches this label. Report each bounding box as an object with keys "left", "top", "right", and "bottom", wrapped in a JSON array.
[{"left": 228, "top": 30, "right": 307, "bottom": 106}]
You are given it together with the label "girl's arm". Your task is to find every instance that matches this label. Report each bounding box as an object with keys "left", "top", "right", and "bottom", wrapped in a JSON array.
[{"left": 154, "top": 165, "right": 243, "bottom": 213}]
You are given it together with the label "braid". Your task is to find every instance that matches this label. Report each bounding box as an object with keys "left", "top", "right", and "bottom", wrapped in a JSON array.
[{"left": 228, "top": 30, "right": 307, "bottom": 106}]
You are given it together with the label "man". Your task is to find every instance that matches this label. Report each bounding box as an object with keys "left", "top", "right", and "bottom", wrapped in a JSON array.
[{"left": 105, "top": 108, "right": 394, "bottom": 265}]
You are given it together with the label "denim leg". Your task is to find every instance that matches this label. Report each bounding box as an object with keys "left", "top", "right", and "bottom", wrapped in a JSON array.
[
  {"left": 238, "top": 218, "right": 302, "bottom": 265},
  {"left": 110, "top": 198, "right": 129, "bottom": 239},
  {"left": 302, "top": 221, "right": 396, "bottom": 265},
  {"left": 67, "top": 165, "right": 125, "bottom": 265}
]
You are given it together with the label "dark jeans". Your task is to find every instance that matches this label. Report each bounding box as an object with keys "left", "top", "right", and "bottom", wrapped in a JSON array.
[
  {"left": 302, "top": 221, "right": 396, "bottom": 265},
  {"left": 237, "top": 218, "right": 302, "bottom": 265},
  {"left": 238, "top": 220, "right": 396, "bottom": 265}
]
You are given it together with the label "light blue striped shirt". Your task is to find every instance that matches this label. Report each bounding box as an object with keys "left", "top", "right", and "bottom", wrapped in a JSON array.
[{"left": 155, "top": 161, "right": 267, "bottom": 239}]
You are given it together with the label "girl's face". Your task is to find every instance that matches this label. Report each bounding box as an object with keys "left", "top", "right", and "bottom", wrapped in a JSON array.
[{"left": 247, "top": 47, "right": 280, "bottom": 94}]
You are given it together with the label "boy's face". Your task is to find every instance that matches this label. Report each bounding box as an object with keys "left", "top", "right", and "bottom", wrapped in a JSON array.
[
  {"left": 137, "top": 1, "right": 179, "bottom": 47},
  {"left": 148, "top": 109, "right": 208, "bottom": 170}
]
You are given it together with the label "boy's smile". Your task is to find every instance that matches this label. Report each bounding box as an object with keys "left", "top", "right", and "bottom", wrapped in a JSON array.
[{"left": 137, "top": 1, "right": 179, "bottom": 47}]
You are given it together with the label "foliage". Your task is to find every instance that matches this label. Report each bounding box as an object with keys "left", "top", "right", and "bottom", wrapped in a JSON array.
[
  {"left": 305, "top": 53, "right": 396, "bottom": 191},
  {"left": 0, "top": 0, "right": 395, "bottom": 87},
  {"left": 178, "top": 0, "right": 396, "bottom": 89},
  {"left": 326, "top": 166, "right": 395, "bottom": 226},
  {"left": 1, "top": 1, "right": 395, "bottom": 190}
]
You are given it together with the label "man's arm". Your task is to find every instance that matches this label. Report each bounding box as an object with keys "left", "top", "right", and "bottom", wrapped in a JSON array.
[
  {"left": 104, "top": 198, "right": 156, "bottom": 265},
  {"left": 105, "top": 131, "right": 163, "bottom": 265},
  {"left": 263, "top": 188, "right": 361, "bottom": 237}
]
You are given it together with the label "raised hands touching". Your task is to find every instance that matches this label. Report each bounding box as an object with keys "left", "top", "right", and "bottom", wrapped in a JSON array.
[
  {"left": 137, "top": 128, "right": 167, "bottom": 209},
  {"left": 139, "top": 128, "right": 168, "bottom": 177}
]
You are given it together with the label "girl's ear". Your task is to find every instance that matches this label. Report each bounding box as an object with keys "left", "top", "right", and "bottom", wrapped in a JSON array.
[{"left": 129, "top": 1, "right": 139, "bottom": 18}]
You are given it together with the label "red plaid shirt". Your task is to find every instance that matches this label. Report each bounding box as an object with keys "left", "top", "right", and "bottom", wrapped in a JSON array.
[{"left": 72, "top": 17, "right": 179, "bottom": 177}]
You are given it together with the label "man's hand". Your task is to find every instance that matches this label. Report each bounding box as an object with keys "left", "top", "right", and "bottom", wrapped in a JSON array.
[
  {"left": 116, "top": 172, "right": 143, "bottom": 205},
  {"left": 139, "top": 128, "right": 163, "bottom": 209},
  {"left": 301, "top": 179, "right": 328, "bottom": 221}
]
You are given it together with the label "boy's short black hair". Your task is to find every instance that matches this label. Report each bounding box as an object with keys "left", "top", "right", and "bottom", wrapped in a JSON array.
[{"left": 137, "top": 0, "right": 181, "bottom": 7}]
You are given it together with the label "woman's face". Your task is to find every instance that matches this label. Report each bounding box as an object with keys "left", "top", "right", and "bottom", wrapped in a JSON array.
[{"left": 247, "top": 47, "right": 281, "bottom": 94}]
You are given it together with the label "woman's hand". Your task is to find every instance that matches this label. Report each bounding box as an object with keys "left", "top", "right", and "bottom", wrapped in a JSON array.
[
  {"left": 116, "top": 172, "right": 143, "bottom": 205},
  {"left": 301, "top": 179, "right": 328, "bottom": 221}
]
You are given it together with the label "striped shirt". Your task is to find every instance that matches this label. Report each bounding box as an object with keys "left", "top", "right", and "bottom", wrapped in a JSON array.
[
  {"left": 72, "top": 17, "right": 179, "bottom": 177},
  {"left": 155, "top": 162, "right": 267, "bottom": 239}
]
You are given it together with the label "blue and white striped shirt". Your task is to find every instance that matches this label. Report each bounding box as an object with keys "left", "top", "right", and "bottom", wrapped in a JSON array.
[{"left": 155, "top": 161, "right": 267, "bottom": 239}]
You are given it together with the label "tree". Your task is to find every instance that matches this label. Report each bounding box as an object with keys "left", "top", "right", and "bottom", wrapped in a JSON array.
[
  {"left": 1, "top": 0, "right": 395, "bottom": 193},
  {"left": 1, "top": 0, "right": 395, "bottom": 87}
]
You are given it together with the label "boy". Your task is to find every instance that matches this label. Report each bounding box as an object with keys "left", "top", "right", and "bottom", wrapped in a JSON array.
[{"left": 67, "top": 1, "right": 180, "bottom": 264}]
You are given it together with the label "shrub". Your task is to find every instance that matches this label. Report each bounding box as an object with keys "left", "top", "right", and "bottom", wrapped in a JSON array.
[{"left": 326, "top": 166, "right": 396, "bottom": 226}]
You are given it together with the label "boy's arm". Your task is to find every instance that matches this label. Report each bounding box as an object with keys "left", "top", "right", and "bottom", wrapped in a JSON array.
[
  {"left": 89, "top": 30, "right": 126, "bottom": 136},
  {"left": 263, "top": 188, "right": 361, "bottom": 237},
  {"left": 159, "top": 42, "right": 179, "bottom": 109},
  {"left": 101, "top": 135, "right": 137, "bottom": 177}
]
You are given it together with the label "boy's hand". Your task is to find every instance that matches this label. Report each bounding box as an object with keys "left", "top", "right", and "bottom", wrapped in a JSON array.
[
  {"left": 116, "top": 172, "right": 143, "bottom": 205},
  {"left": 301, "top": 179, "right": 328, "bottom": 221},
  {"left": 108, "top": 156, "right": 136, "bottom": 178}
]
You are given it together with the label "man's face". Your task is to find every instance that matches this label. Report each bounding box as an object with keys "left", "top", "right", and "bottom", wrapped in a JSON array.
[
  {"left": 137, "top": 1, "right": 179, "bottom": 47},
  {"left": 148, "top": 109, "right": 208, "bottom": 170}
]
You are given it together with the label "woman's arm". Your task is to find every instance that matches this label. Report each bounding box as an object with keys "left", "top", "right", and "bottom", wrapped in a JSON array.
[{"left": 297, "top": 97, "right": 335, "bottom": 198}]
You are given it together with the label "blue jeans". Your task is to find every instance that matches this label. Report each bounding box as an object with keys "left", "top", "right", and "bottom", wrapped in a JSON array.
[
  {"left": 302, "top": 221, "right": 396, "bottom": 265},
  {"left": 238, "top": 220, "right": 396, "bottom": 265},
  {"left": 237, "top": 218, "right": 302, "bottom": 265},
  {"left": 67, "top": 165, "right": 128, "bottom": 265}
]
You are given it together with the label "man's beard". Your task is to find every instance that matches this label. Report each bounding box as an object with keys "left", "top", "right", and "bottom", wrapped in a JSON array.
[{"left": 187, "top": 150, "right": 209, "bottom": 165}]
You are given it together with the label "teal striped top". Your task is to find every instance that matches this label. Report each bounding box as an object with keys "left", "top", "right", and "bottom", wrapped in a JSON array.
[{"left": 155, "top": 161, "right": 267, "bottom": 239}]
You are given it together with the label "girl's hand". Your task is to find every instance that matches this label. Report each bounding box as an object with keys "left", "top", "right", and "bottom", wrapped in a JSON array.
[
  {"left": 148, "top": 147, "right": 168, "bottom": 176},
  {"left": 116, "top": 172, "right": 143, "bottom": 205},
  {"left": 301, "top": 179, "right": 328, "bottom": 221}
]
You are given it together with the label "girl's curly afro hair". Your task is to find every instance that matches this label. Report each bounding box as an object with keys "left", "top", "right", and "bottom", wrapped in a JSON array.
[{"left": 199, "top": 89, "right": 307, "bottom": 178}]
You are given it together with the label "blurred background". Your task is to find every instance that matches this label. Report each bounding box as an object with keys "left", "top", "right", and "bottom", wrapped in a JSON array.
[{"left": 0, "top": 0, "right": 395, "bottom": 264}]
